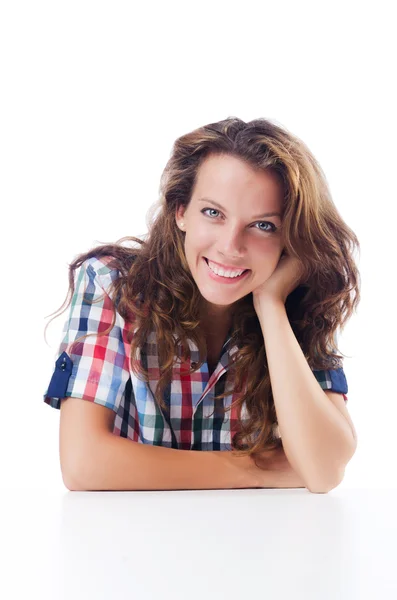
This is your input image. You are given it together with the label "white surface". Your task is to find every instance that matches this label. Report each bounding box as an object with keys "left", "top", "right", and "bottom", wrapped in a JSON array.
[{"left": 2, "top": 488, "right": 396, "bottom": 599}]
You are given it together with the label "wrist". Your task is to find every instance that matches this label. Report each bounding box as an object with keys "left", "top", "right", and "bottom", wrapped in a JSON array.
[{"left": 226, "top": 451, "right": 261, "bottom": 489}]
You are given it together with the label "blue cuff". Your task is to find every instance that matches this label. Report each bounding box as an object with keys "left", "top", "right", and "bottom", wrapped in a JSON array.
[
  {"left": 46, "top": 351, "right": 73, "bottom": 399},
  {"left": 328, "top": 367, "right": 348, "bottom": 394}
]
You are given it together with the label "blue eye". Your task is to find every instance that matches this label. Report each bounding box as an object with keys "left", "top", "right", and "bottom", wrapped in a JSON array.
[
  {"left": 255, "top": 221, "right": 276, "bottom": 232},
  {"left": 202, "top": 208, "right": 220, "bottom": 218},
  {"left": 201, "top": 208, "right": 277, "bottom": 233}
]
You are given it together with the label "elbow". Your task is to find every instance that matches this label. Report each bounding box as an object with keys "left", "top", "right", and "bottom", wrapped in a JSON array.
[
  {"left": 61, "top": 453, "right": 91, "bottom": 491},
  {"left": 307, "top": 483, "right": 337, "bottom": 494},
  {"left": 62, "top": 468, "right": 94, "bottom": 491},
  {"left": 306, "top": 438, "right": 357, "bottom": 494},
  {"left": 60, "top": 436, "right": 104, "bottom": 491},
  {"left": 307, "top": 469, "right": 345, "bottom": 494},
  {"left": 62, "top": 462, "right": 97, "bottom": 491},
  {"left": 62, "top": 469, "right": 83, "bottom": 491}
]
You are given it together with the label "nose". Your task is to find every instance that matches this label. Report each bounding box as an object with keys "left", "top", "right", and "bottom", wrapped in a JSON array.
[{"left": 217, "top": 225, "right": 246, "bottom": 260}]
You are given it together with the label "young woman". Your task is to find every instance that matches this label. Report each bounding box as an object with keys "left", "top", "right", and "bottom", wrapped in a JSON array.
[{"left": 43, "top": 117, "right": 360, "bottom": 493}]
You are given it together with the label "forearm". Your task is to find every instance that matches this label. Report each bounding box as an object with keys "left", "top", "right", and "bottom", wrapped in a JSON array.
[
  {"left": 256, "top": 298, "right": 356, "bottom": 492},
  {"left": 66, "top": 434, "right": 258, "bottom": 491},
  {"left": 66, "top": 433, "right": 310, "bottom": 492}
]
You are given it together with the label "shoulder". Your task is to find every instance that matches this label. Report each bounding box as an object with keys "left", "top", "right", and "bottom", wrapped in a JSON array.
[
  {"left": 78, "top": 255, "right": 122, "bottom": 294},
  {"left": 82, "top": 254, "right": 120, "bottom": 277}
]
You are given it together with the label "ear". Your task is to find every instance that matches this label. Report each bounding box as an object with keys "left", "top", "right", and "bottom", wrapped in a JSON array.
[{"left": 175, "top": 205, "right": 186, "bottom": 227}]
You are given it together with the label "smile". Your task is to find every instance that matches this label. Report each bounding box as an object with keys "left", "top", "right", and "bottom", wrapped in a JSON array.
[{"left": 203, "top": 257, "right": 250, "bottom": 283}]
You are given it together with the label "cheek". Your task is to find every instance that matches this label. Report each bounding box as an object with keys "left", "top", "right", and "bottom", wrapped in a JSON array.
[
  {"left": 186, "top": 229, "right": 213, "bottom": 253},
  {"left": 253, "top": 239, "right": 281, "bottom": 262}
]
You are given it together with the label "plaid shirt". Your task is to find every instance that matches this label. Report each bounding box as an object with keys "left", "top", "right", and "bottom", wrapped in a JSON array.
[{"left": 43, "top": 255, "right": 349, "bottom": 451}]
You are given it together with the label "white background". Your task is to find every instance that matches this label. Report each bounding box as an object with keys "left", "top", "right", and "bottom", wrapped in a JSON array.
[{"left": 1, "top": 0, "right": 396, "bottom": 492}]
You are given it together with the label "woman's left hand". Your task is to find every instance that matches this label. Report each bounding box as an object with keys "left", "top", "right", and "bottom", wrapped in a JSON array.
[{"left": 252, "top": 253, "right": 306, "bottom": 310}]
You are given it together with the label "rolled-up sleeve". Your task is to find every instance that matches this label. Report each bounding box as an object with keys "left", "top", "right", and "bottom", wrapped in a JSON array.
[
  {"left": 43, "top": 256, "right": 131, "bottom": 412},
  {"left": 312, "top": 366, "right": 349, "bottom": 402}
]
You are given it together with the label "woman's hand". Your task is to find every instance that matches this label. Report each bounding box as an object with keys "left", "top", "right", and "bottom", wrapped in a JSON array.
[
  {"left": 252, "top": 253, "right": 306, "bottom": 309},
  {"left": 230, "top": 445, "right": 307, "bottom": 489},
  {"left": 255, "top": 446, "right": 307, "bottom": 488}
]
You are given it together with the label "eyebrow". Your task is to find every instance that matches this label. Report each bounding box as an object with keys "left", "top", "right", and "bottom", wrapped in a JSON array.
[{"left": 197, "top": 198, "right": 282, "bottom": 220}]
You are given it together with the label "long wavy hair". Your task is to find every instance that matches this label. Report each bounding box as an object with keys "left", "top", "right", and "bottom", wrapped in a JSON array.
[{"left": 45, "top": 116, "right": 361, "bottom": 466}]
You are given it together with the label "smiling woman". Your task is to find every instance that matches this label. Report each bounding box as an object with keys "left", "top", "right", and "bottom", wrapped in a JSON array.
[
  {"left": 175, "top": 154, "right": 286, "bottom": 328},
  {"left": 43, "top": 116, "right": 360, "bottom": 490}
]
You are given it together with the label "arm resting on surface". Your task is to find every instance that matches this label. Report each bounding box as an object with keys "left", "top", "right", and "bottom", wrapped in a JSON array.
[
  {"left": 64, "top": 433, "right": 257, "bottom": 491},
  {"left": 60, "top": 397, "right": 316, "bottom": 492},
  {"left": 256, "top": 298, "right": 357, "bottom": 492},
  {"left": 64, "top": 432, "right": 319, "bottom": 492}
]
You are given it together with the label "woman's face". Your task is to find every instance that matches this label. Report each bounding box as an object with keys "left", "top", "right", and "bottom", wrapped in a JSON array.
[{"left": 175, "top": 153, "right": 285, "bottom": 322}]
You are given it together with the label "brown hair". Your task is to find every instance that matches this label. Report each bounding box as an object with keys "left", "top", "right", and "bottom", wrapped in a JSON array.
[{"left": 45, "top": 116, "right": 360, "bottom": 466}]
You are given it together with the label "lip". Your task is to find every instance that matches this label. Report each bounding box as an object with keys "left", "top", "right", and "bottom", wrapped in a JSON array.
[
  {"left": 204, "top": 257, "right": 249, "bottom": 271},
  {"left": 202, "top": 257, "right": 250, "bottom": 283}
]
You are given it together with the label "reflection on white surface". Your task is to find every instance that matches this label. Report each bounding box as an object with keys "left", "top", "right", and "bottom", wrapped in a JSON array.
[{"left": 2, "top": 488, "right": 397, "bottom": 599}]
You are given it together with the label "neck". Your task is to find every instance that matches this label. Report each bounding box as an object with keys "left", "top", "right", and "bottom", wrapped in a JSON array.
[{"left": 199, "top": 309, "right": 233, "bottom": 340}]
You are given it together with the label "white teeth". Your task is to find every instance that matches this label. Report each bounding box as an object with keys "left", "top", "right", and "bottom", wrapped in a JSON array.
[{"left": 207, "top": 259, "right": 245, "bottom": 278}]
